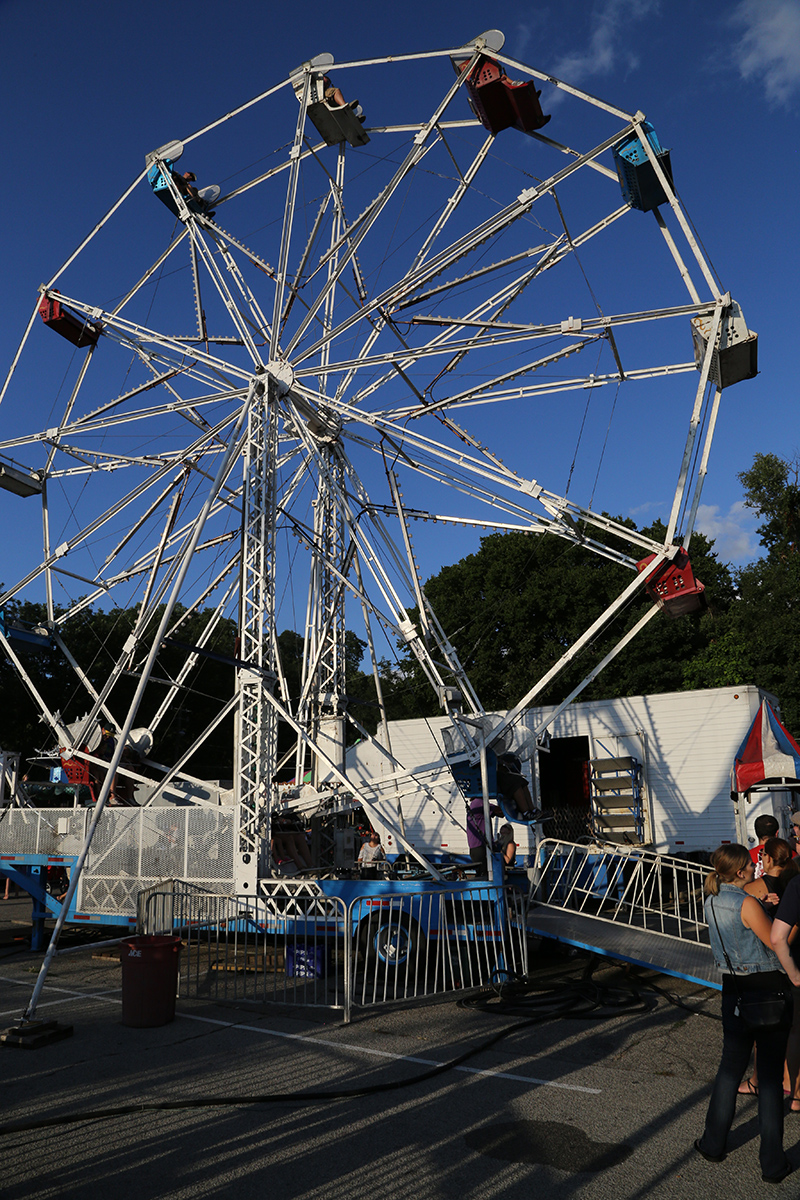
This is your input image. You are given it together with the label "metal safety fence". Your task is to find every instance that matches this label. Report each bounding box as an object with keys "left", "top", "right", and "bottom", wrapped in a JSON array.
[
  {"left": 139, "top": 879, "right": 350, "bottom": 1019},
  {"left": 350, "top": 884, "right": 528, "bottom": 1007},
  {"left": 0, "top": 806, "right": 235, "bottom": 917},
  {"left": 532, "top": 838, "right": 708, "bottom": 943},
  {"left": 138, "top": 878, "right": 529, "bottom": 1022}
]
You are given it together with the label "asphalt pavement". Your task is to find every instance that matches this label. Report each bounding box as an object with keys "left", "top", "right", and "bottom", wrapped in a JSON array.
[{"left": 1, "top": 895, "right": 797, "bottom": 1200}]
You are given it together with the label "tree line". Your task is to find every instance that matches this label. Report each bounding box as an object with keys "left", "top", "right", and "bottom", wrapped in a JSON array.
[
  {"left": 376, "top": 452, "right": 800, "bottom": 736},
  {"left": 2, "top": 451, "right": 798, "bottom": 776}
]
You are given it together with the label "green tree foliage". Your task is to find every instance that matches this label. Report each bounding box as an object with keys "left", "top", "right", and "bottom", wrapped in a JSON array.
[
  {"left": 686, "top": 453, "right": 800, "bottom": 731},
  {"left": 376, "top": 519, "right": 735, "bottom": 718},
  {"left": 739, "top": 452, "right": 800, "bottom": 557},
  {"left": 0, "top": 601, "right": 237, "bottom": 778}
]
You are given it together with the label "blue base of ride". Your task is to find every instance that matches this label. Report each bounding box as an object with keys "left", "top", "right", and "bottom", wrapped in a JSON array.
[{"left": 0, "top": 856, "right": 138, "bottom": 949}]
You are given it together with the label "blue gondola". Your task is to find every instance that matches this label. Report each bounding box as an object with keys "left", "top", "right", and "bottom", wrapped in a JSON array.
[
  {"left": 613, "top": 121, "right": 673, "bottom": 212},
  {"left": 147, "top": 159, "right": 218, "bottom": 218}
]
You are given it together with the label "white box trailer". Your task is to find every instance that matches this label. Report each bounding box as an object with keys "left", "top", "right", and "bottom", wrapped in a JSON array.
[
  {"left": 520, "top": 684, "right": 795, "bottom": 856},
  {"left": 343, "top": 685, "right": 795, "bottom": 865}
]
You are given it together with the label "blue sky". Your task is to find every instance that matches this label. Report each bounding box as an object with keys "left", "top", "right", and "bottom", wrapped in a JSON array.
[{"left": 1, "top": 0, "right": 798, "bottom": 593}]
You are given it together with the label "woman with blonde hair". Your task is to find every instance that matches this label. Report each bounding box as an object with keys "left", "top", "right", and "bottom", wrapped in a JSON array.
[{"left": 695, "top": 843, "right": 798, "bottom": 1182}]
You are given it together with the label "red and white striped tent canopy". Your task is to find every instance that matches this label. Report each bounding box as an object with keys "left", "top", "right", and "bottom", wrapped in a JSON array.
[{"left": 731, "top": 699, "right": 800, "bottom": 794}]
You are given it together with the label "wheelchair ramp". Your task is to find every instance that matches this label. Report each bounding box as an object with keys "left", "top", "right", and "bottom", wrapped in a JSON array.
[{"left": 528, "top": 903, "right": 722, "bottom": 990}]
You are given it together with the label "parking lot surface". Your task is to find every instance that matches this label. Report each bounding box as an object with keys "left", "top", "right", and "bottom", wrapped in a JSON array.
[{"left": 1, "top": 897, "right": 798, "bottom": 1200}]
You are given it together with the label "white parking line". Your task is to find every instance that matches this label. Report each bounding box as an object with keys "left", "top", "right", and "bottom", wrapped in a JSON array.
[
  {"left": 176, "top": 1011, "right": 601, "bottom": 1094},
  {"left": 0, "top": 975, "right": 121, "bottom": 1019},
  {"left": 0, "top": 976, "right": 599, "bottom": 1095}
]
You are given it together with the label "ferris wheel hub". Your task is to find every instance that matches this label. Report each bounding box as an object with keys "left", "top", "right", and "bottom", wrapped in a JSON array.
[{"left": 265, "top": 359, "right": 294, "bottom": 396}]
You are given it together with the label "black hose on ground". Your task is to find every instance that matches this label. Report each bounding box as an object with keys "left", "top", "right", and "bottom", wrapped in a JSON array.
[{"left": 0, "top": 955, "right": 674, "bottom": 1137}]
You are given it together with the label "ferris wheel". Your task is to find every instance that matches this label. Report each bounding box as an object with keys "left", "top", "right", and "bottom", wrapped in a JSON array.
[{"left": 0, "top": 30, "right": 756, "bottom": 888}]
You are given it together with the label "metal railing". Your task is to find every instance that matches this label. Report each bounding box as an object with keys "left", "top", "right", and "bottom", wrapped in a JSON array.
[
  {"left": 140, "top": 879, "right": 350, "bottom": 1019},
  {"left": 532, "top": 838, "right": 708, "bottom": 944},
  {"left": 351, "top": 883, "right": 528, "bottom": 1007},
  {"left": 139, "top": 878, "right": 529, "bottom": 1022},
  {"left": 0, "top": 807, "right": 236, "bottom": 917}
]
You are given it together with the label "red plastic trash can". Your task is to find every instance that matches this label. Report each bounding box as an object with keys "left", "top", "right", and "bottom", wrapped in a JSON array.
[{"left": 120, "top": 935, "right": 181, "bottom": 1028}]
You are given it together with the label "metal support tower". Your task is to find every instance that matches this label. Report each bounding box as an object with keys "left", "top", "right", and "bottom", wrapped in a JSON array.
[{"left": 235, "top": 367, "right": 282, "bottom": 893}]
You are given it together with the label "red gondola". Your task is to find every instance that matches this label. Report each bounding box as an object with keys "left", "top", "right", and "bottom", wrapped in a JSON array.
[{"left": 455, "top": 54, "right": 550, "bottom": 136}]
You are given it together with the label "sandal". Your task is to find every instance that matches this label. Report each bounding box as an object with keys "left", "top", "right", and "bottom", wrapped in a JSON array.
[
  {"left": 738, "top": 1078, "right": 759, "bottom": 1096},
  {"left": 790, "top": 1099, "right": 800, "bottom": 1114}
]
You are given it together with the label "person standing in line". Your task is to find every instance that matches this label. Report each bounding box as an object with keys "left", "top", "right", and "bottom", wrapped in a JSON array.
[
  {"left": 695, "top": 843, "right": 797, "bottom": 1183},
  {"left": 771, "top": 866, "right": 800, "bottom": 1114},
  {"left": 745, "top": 837, "right": 794, "bottom": 917},
  {"left": 750, "top": 814, "right": 780, "bottom": 879},
  {"left": 497, "top": 822, "right": 517, "bottom": 868}
]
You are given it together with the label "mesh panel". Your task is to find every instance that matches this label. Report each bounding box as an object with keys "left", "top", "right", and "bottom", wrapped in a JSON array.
[
  {"left": 2, "top": 805, "right": 236, "bottom": 917},
  {"left": 0, "top": 808, "right": 79, "bottom": 855},
  {"left": 87, "top": 810, "right": 142, "bottom": 877},
  {"left": 55, "top": 812, "right": 88, "bottom": 854},
  {"left": 138, "top": 810, "right": 186, "bottom": 879},
  {"left": 185, "top": 808, "right": 234, "bottom": 881},
  {"left": 80, "top": 875, "right": 142, "bottom": 914}
]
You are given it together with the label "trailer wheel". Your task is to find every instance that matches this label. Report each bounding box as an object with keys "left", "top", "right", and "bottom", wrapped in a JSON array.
[{"left": 367, "top": 915, "right": 421, "bottom": 969}]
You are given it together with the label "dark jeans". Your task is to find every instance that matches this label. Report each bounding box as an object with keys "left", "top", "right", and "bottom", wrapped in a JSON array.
[
  {"left": 469, "top": 846, "right": 488, "bottom": 878},
  {"left": 699, "top": 984, "right": 791, "bottom": 1177}
]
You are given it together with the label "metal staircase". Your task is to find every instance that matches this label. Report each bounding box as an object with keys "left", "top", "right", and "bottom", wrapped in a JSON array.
[{"left": 589, "top": 755, "right": 644, "bottom": 844}]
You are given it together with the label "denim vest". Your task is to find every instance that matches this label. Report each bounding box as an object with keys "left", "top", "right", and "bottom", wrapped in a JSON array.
[{"left": 706, "top": 883, "right": 781, "bottom": 975}]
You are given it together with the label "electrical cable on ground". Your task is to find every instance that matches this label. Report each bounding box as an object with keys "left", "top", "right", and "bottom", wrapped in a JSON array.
[
  {"left": 459, "top": 955, "right": 721, "bottom": 1025},
  {"left": 0, "top": 957, "right": 681, "bottom": 1139}
]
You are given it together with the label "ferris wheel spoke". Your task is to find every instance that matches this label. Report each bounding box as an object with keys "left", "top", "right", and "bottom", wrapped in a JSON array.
[
  {"left": 409, "top": 132, "right": 496, "bottom": 275},
  {"left": 296, "top": 124, "right": 637, "bottom": 369},
  {"left": 270, "top": 71, "right": 314, "bottom": 356},
  {"left": 396, "top": 236, "right": 562, "bottom": 311},
  {"left": 318, "top": 250, "right": 572, "bottom": 407},
  {"left": 52, "top": 520, "right": 238, "bottom": 627},
  {"left": 0, "top": 410, "right": 244, "bottom": 607},
  {"left": 186, "top": 226, "right": 272, "bottom": 362},
  {"left": 147, "top": 573, "right": 239, "bottom": 734},
  {"left": 415, "top": 338, "right": 603, "bottom": 417},
  {"left": 284, "top": 59, "right": 482, "bottom": 362},
  {"left": 48, "top": 291, "right": 253, "bottom": 385},
  {"left": 349, "top": 417, "right": 665, "bottom": 560},
  {"left": 20, "top": 387, "right": 246, "bottom": 450},
  {"left": 37, "top": 344, "right": 99, "bottom": 478},
  {"left": 307, "top": 226, "right": 568, "bottom": 411},
  {"left": 109, "top": 228, "right": 192, "bottom": 320},
  {"left": 280, "top": 188, "right": 334, "bottom": 336}
]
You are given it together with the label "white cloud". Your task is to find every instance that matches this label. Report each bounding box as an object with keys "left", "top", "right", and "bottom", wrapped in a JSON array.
[
  {"left": 627, "top": 499, "right": 665, "bottom": 519},
  {"left": 731, "top": 0, "right": 800, "bottom": 106},
  {"left": 695, "top": 500, "right": 759, "bottom": 564},
  {"left": 548, "top": 0, "right": 660, "bottom": 87}
]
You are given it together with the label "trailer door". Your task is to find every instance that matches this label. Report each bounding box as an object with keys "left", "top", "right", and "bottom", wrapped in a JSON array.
[{"left": 538, "top": 736, "right": 591, "bottom": 842}]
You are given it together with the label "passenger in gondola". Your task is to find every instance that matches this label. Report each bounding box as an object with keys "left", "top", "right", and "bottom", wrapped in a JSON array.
[
  {"left": 496, "top": 752, "right": 535, "bottom": 816},
  {"left": 170, "top": 167, "right": 216, "bottom": 217},
  {"left": 173, "top": 170, "right": 201, "bottom": 203},
  {"left": 320, "top": 75, "right": 364, "bottom": 122}
]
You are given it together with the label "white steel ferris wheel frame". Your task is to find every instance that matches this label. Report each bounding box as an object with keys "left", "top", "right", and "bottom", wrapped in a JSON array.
[{"left": 0, "top": 31, "right": 737, "bottom": 908}]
